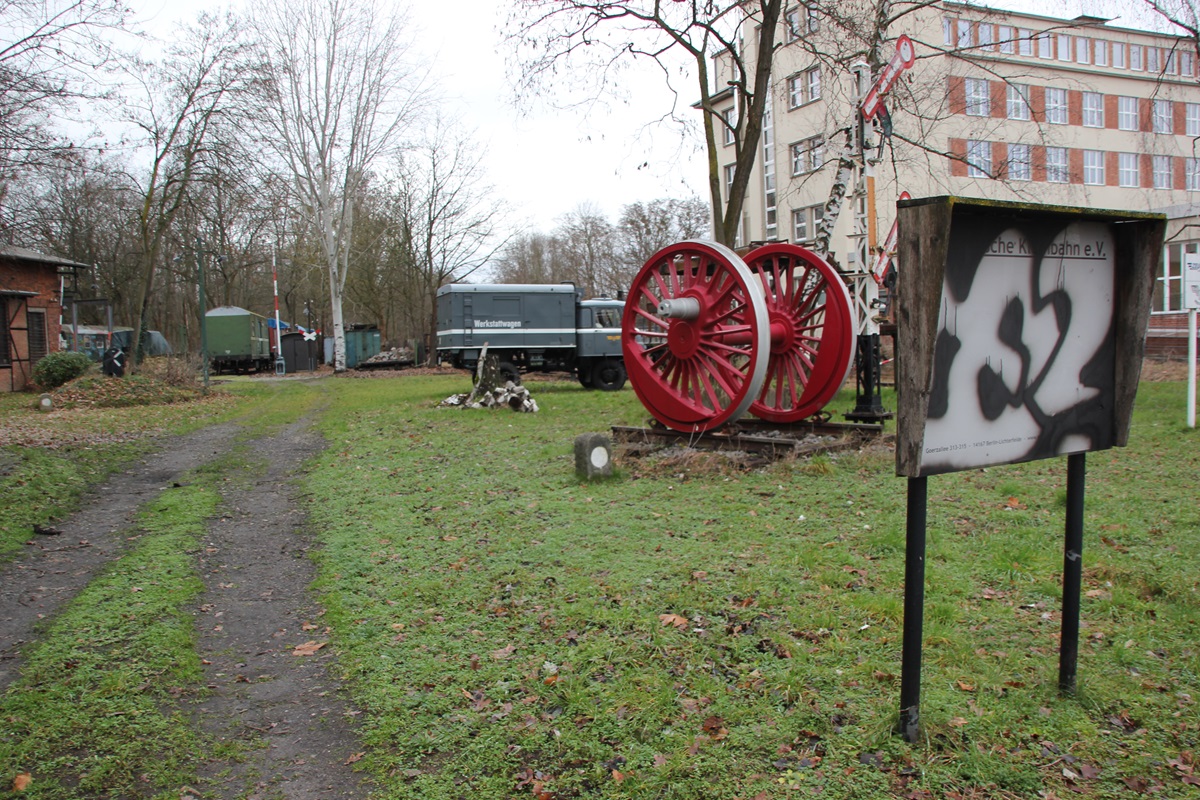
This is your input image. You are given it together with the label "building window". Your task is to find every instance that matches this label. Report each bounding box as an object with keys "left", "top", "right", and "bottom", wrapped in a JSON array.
[
  {"left": 1082, "top": 92, "right": 1104, "bottom": 127},
  {"left": 1118, "top": 153, "right": 1139, "bottom": 187},
  {"left": 1037, "top": 32, "right": 1053, "bottom": 59},
  {"left": 943, "top": 16, "right": 954, "bottom": 46},
  {"left": 1182, "top": 51, "right": 1194, "bottom": 77},
  {"left": 788, "top": 67, "right": 821, "bottom": 107},
  {"left": 1153, "top": 155, "right": 1172, "bottom": 189},
  {"left": 792, "top": 205, "right": 824, "bottom": 242},
  {"left": 1045, "top": 87, "right": 1068, "bottom": 124},
  {"left": 1007, "top": 84, "right": 1030, "bottom": 120},
  {"left": 957, "top": 19, "right": 973, "bottom": 49},
  {"left": 806, "top": 67, "right": 821, "bottom": 103},
  {"left": 1008, "top": 143, "right": 1031, "bottom": 181},
  {"left": 1095, "top": 39, "right": 1108, "bottom": 66},
  {"left": 1130, "top": 44, "right": 1143, "bottom": 70},
  {"left": 724, "top": 163, "right": 737, "bottom": 198},
  {"left": 27, "top": 309, "right": 47, "bottom": 364},
  {"left": 784, "top": 8, "right": 801, "bottom": 42},
  {"left": 1165, "top": 50, "right": 1177, "bottom": 75},
  {"left": 978, "top": 23, "right": 993, "bottom": 49},
  {"left": 763, "top": 103, "right": 776, "bottom": 240},
  {"left": 1187, "top": 103, "right": 1200, "bottom": 136},
  {"left": 1187, "top": 158, "right": 1200, "bottom": 192},
  {"left": 790, "top": 136, "right": 824, "bottom": 175},
  {"left": 787, "top": 74, "right": 803, "bottom": 107},
  {"left": 803, "top": 4, "right": 819, "bottom": 32},
  {"left": 1076, "top": 37, "right": 1090, "bottom": 64},
  {"left": 1147, "top": 46, "right": 1160, "bottom": 73},
  {"left": 1153, "top": 99, "right": 1173, "bottom": 134},
  {"left": 1112, "top": 41, "right": 1125, "bottom": 68},
  {"left": 1083, "top": 150, "right": 1105, "bottom": 185},
  {"left": 1118, "top": 96, "right": 1138, "bottom": 130},
  {"left": 1019, "top": 28, "right": 1033, "bottom": 56},
  {"left": 1057, "top": 34, "right": 1072, "bottom": 61},
  {"left": 967, "top": 139, "right": 992, "bottom": 178},
  {"left": 722, "top": 107, "right": 736, "bottom": 145},
  {"left": 965, "top": 78, "right": 990, "bottom": 116},
  {"left": 998, "top": 25, "right": 1014, "bottom": 54},
  {"left": 1046, "top": 147, "right": 1069, "bottom": 183},
  {"left": 1158, "top": 242, "right": 1199, "bottom": 312}
]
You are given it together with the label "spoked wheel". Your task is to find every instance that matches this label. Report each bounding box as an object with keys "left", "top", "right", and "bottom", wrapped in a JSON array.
[
  {"left": 743, "top": 243, "right": 855, "bottom": 423},
  {"left": 621, "top": 240, "right": 769, "bottom": 432}
]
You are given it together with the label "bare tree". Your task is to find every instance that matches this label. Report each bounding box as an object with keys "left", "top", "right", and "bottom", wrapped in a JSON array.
[
  {"left": 119, "top": 11, "right": 253, "bottom": 366},
  {"left": 398, "top": 120, "right": 507, "bottom": 365},
  {"left": 508, "top": 0, "right": 783, "bottom": 247},
  {"left": 253, "top": 0, "right": 425, "bottom": 372},
  {"left": 0, "top": 0, "right": 127, "bottom": 190},
  {"left": 1141, "top": 0, "right": 1199, "bottom": 65},
  {"left": 615, "top": 195, "right": 708, "bottom": 285}
]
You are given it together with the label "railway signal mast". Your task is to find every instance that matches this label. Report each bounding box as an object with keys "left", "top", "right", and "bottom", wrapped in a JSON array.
[{"left": 840, "top": 35, "right": 915, "bottom": 422}]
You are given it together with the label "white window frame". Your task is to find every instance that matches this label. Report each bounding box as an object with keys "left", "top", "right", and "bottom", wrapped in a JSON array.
[
  {"left": 957, "top": 19, "right": 973, "bottom": 49},
  {"left": 790, "top": 136, "right": 824, "bottom": 175},
  {"left": 1130, "top": 44, "right": 1143, "bottom": 71},
  {"left": 1182, "top": 51, "right": 1194, "bottom": 77},
  {"left": 1007, "top": 84, "right": 1030, "bottom": 120},
  {"left": 1008, "top": 143, "right": 1031, "bottom": 181},
  {"left": 967, "top": 139, "right": 992, "bottom": 178},
  {"left": 1153, "top": 99, "right": 1172, "bottom": 134},
  {"left": 998, "top": 25, "right": 1014, "bottom": 54},
  {"left": 1076, "top": 37, "right": 1090, "bottom": 64},
  {"left": 1083, "top": 150, "right": 1105, "bottom": 185},
  {"left": 965, "top": 78, "right": 990, "bottom": 116},
  {"left": 1045, "top": 87, "right": 1068, "bottom": 125},
  {"left": 792, "top": 205, "right": 823, "bottom": 242},
  {"left": 1153, "top": 155, "right": 1172, "bottom": 189},
  {"left": 1112, "top": 41, "right": 1125, "bottom": 68},
  {"left": 1019, "top": 29, "right": 1033, "bottom": 56},
  {"left": 785, "top": 8, "right": 801, "bottom": 43},
  {"left": 1187, "top": 103, "right": 1200, "bottom": 137},
  {"left": 1082, "top": 92, "right": 1104, "bottom": 128},
  {"left": 805, "top": 66, "right": 821, "bottom": 103},
  {"left": 722, "top": 107, "right": 736, "bottom": 146},
  {"left": 943, "top": 16, "right": 954, "bottom": 46},
  {"left": 978, "top": 23, "right": 993, "bottom": 50},
  {"left": 724, "top": 163, "right": 737, "bottom": 198},
  {"left": 1118, "top": 96, "right": 1138, "bottom": 131},
  {"left": 804, "top": 4, "right": 819, "bottom": 33},
  {"left": 1094, "top": 39, "right": 1108, "bottom": 66},
  {"left": 1118, "top": 153, "right": 1139, "bottom": 187},
  {"left": 1187, "top": 158, "right": 1200, "bottom": 192},
  {"left": 1057, "top": 34, "right": 1072, "bottom": 61},
  {"left": 1038, "top": 32, "right": 1053, "bottom": 59},
  {"left": 1147, "top": 46, "right": 1160, "bottom": 73},
  {"left": 1046, "top": 147, "right": 1069, "bottom": 183}
]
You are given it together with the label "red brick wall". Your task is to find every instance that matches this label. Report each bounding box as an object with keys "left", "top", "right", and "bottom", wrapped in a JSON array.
[{"left": 1, "top": 258, "right": 63, "bottom": 393}]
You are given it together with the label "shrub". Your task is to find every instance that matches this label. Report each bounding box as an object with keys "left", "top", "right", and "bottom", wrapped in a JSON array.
[{"left": 32, "top": 351, "right": 95, "bottom": 390}]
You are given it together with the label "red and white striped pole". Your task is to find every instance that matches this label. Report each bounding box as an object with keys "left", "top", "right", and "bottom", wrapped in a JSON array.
[{"left": 273, "top": 251, "right": 284, "bottom": 373}]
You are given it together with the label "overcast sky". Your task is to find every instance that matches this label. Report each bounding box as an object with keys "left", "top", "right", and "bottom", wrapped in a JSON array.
[
  {"left": 126, "top": 0, "right": 710, "bottom": 235},
  {"left": 125, "top": 0, "right": 1175, "bottom": 234}
]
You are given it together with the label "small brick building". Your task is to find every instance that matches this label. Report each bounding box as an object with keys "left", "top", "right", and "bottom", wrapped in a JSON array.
[{"left": 1, "top": 246, "right": 87, "bottom": 393}]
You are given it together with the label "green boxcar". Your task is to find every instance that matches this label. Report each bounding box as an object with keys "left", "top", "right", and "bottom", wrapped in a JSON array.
[{"left": 205, "top": 306, "right": 273, "bottom": 373}]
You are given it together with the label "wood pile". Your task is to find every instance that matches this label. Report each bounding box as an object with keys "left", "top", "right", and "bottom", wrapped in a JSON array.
[{"left": 439, "top": 382, "right": 539, "bottom": 413}]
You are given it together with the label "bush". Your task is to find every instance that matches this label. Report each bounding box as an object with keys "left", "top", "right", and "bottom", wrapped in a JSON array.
[{"left": 32, "top": 351, "right": 95, "bottom": 390}]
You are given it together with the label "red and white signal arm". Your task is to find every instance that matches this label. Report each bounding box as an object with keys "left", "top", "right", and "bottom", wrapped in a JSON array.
[
  {"left": 873, "top": 191, "right": 912, "bottom": 285},
  {"left": 861, "top": 35, "right": 916, "bottom": 121}
]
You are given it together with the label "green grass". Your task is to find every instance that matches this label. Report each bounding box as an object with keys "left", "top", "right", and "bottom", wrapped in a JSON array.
[
  {"left": 296, "top": 375, "right": 1199, "bottom": 799},
  {"left": 1, "top": 373, "right": 1196, "bottom": 799}
]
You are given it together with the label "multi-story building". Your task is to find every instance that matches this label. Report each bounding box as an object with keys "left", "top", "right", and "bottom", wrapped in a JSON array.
[{"left": 711, "top": 1, "right": 1198, "bottom": 354}]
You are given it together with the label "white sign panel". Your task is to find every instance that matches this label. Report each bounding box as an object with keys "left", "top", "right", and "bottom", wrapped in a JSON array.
[
  {"left": 919, "top": 220, "right": 1117, "bottom": 475},
  {"left": 1185, "top": 253, "right": 1200, "bottom": 310}
]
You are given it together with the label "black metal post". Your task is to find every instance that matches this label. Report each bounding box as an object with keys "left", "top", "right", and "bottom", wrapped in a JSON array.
[
  {"left": 898, "top": 475, "right": 928, "bottom": 742},
  {"left": 1059, "top": 452, "right": 1086, "bottom": 695},
  {"left": 846, "top": 333, "right": 891, "bottom": 422}
]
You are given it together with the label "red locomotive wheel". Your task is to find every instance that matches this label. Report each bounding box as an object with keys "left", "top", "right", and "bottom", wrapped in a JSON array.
[
  {"left": 743, "top": 243, "right": 855, "bottom": 423},
  {"left": 621, "top": 240, "right": 769, "bottom": 432}
]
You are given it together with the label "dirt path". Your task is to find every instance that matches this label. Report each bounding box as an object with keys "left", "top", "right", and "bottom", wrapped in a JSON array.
[{"left": 0, "top": 411, "right": 374, "bottom": 799}]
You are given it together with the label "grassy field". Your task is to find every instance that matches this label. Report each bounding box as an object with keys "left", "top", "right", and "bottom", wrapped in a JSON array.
[{"left": 1, "top": 371, "right": 1197, "bottom": 799}]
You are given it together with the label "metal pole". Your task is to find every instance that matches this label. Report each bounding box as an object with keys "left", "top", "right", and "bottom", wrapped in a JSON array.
[
  {"left": 1059, "top": 452, "right": 1086, "bottom": 695},
  {"left": 197, "top": 237, "right": 209, "bottom": 391},
  {"left": 898, "top": 475, "right": 927, "bottom": 743},
  {"left": 1188, "top": 308, "right": 1196, "bottom": 429}
]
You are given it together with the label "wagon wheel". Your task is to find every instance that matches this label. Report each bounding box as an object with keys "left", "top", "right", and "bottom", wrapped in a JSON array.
[
  {"left": 743, "top": 243, "right": 855, "bottom": 423},
  {"left": 621, "top": 240, "right": 769, "bottom": 432}
]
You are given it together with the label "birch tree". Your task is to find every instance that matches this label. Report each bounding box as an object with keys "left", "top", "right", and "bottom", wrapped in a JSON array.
[
  {"left": 508, "top": 0, "right": 783, "bottom": 248},
  {"left": 254, "top": 0, "right": 424, "bottom": 372}
]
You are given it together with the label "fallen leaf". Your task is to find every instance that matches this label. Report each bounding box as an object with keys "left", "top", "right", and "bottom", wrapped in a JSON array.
[
  {"left": 12, "top": 773, "right": 31, "bottom": 792},
  {"left": 292, "top": 640, "right": 326, "bottom": 656},
  {"left": 956, "top": 680, "right": 975, "bottom": 692},
  {"left": 344, "top": 752, "right": 364, "bottom": 765},
  {"left": 659, "top": 613, "right": 689, "bottom": 629},
  {"left": 491, "top": 644, "right": 516, "bottom": 660},
  {"left": 948, "top": 717, "right": 969, "bottom": 727},
  {"left": 301, "top": 621, "right": 318, "bottom": 631}
]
